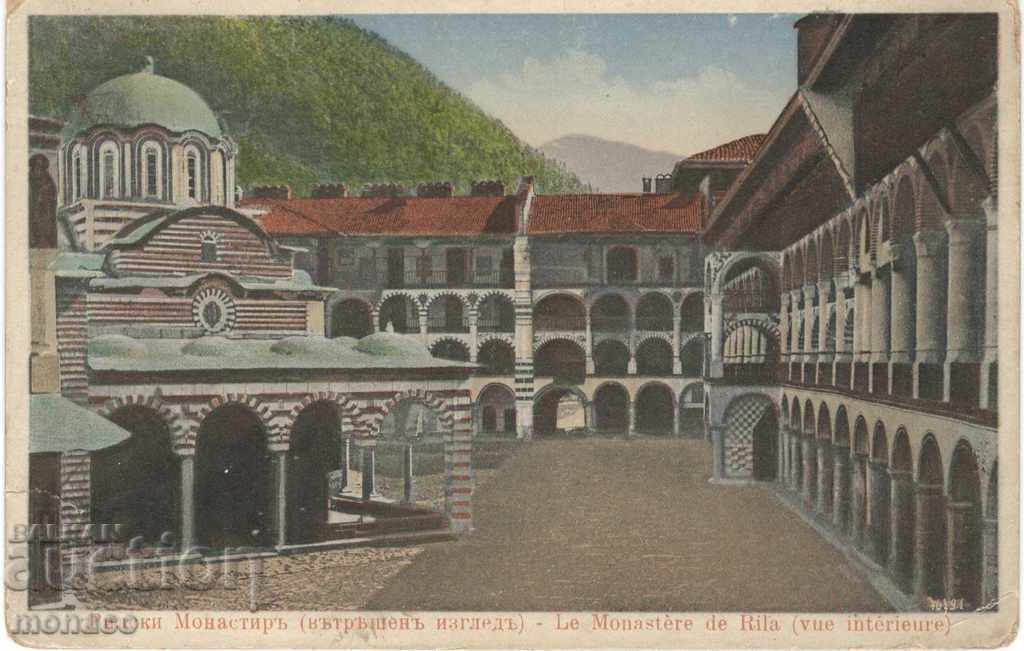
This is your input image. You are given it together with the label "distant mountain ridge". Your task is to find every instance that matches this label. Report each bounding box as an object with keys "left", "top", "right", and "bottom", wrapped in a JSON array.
[
  {"left": 29, "top": 16, "right": 591, "bottom": 196},
  {"left": 539, "top": 134, "right": 681, "bottom": 193}
]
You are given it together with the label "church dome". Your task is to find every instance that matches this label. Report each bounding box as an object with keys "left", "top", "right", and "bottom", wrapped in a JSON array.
[{"left": 66, "top": 64, "right": 222, "bottom": 138}]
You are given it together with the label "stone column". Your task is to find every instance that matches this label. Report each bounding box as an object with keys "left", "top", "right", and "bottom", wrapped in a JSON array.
[
  {"left": 778, "top": 428, "right": 787, "bottom": 484},
  {"left": 585, "top": 312, "right": 595, "bottom": 374},
  {"left": 854, "top": 276, "right": 872, "bottom": 365},
  {"left": 790, "top": 430, "right": 801, "bottom": 491},
  {"left": 851, "top": 453, "right": 868, "bottom": 549},
  {"left": 468, "top": 309, "right": 479, "bottom": 362},
  {"left": 418, "top": 309, "right": 428, "bottom": 344},
  {"left": 709, "top": 293, "right": 724, "bottom": 377},
  {"left": 339, "top": 437, "right": 352, "bottom": 494},
  {"left": 982, "top": 517, "right": 998, "bottom": 608},
  {"left": 944, "top": 219, "right": 985, "bottom": 400},
  {"left": 178, "top": 453, "right": 195, "bottom": 551},
  {"left": 870, "top": 268, "right": 891, "bottom": 392},
  {"left": 803, "top": 285, "right": 817, "bottom": 364},
  {"left": 816, "top": 441, "right": 832, "bottom": 515},
  {"left": 710, "top": 425, "right": 725, "bottom": 480},
  {"left": 275, "top": 449, "right": 288, "bottom": 547},
  {"left": 672, "top": 314, "right": 682, "bottom": 375},
  {"left": 889, "top": 241, "right": 917, "bottom": 364},
  {"left": 627, "top": 351, "right": 637, "bottom": 375},
  {"left": 913, "top": 230, "right": 948, "bottom": 397},
  {"left": 626, "top": 399, "right": 636, "bottom": 438},
  {"left": 370, "top": 308, "right": 380, "bottom": 333},
  {"left": 780, "top": 292, "right": 791, "bottom": 371},
  {"left": 944, "top": 500, "right": 977, "bottom": 607},
  {"left": 888, "top": 469, "right": 914, "bottom": 592},
  {"left": 817, "top": 280, "right": 834, "bottom": 364},
  {"left": 980, "top": 198, "right": 998, "bottom": 408},
  {"left": 403, "top": 444, "right": 414, "bottom": 503},
  {"left": 867, "top": 459, "right": 889, "bottom": 564},
  {"left": 832, "top": 447, "right": 850, "bottom": 533},
  {"left": 913, "top": 482, "right": 945, "bottom": 604},
  {"left": 801, "top": 436, "right": 815, "bottom": 508},
  {"left": 361, "top": 443, "right": 377, "bottom": 501}
]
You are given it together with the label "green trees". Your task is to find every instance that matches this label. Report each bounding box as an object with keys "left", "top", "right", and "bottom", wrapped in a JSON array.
[{"left": 30, "top": 16, "right": 590, "bottom": 195}]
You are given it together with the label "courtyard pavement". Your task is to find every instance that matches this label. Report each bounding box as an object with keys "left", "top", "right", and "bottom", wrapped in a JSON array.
[{"left": 366, "top": 437, "right": 891, "bottom": 612}]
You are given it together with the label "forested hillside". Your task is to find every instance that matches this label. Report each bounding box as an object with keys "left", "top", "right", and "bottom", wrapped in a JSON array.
[{"left": 29, "top": 16, "right": 590, "bottom": 195}]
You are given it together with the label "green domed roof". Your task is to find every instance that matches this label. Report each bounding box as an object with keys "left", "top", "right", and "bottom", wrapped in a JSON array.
[
  {"left": 66, "top": 70, "right": 222, "bottom": 138},
  {"left": 354, "top": 333, "right": 433, "bottom": 361}
]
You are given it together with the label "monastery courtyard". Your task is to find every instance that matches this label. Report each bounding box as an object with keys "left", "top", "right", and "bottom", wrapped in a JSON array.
[{"left": 77, "top": 438, "right": 889, "bottom": 612}]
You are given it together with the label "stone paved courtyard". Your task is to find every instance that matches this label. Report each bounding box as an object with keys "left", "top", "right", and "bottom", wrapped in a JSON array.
[{"left": 77, "top": 438, "right": 889, "bottom": 612}]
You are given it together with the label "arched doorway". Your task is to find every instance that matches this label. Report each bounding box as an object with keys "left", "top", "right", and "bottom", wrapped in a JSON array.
[
  {"left": 378, "top": 295, "right": 417, "bottom": 333},
  {"left": 431, "top": 339, "right": 470, "bottom": 362},
  {"left": 478, "top": 294, "right": 515, "bottom": 332},
  {"left": 817, "top": 404, "right": 833, "bottom": 515},
  {"left": 636, "top": 293, "right": 673, "bottom": 331},
  {"left": 593, "top": 339, "right": 629, "bottom": 376},
  {"left": 533, "top": 387, "right": 586, "bottom": 436},
  {"left": 679, "top": 292, "right": 704, "bottom": 332},
  {"left": 533, "top": 294, "right": 585, "bottom": 331},
  {"left": 891, "top": 429, "right": 915, "bottom": 593},
  {"left": 870, "top": 423, "right": 891, "bottom": 566},
  {"left": 195, "top": 404, "right": 273, "bottom": 549},
  {"left": 331, "top": 299, "right": 373, "bottom": 338},
  {"left": 593, "top": 383, "right": 629, "bottom": 433},
  {"left": 680, "top": 337, "right": 705, "bottom": 377},
  {"left": 834, "top": 406, "right": 851, "bottom": 534},
  {"left": 591, "top": 294, "right": 630, "bottom": 333},
  {"left": 948, "top": 440, "right": 982, "bottom": 610},
  {"left": 852, "top": 417, "right": 869, "bottom": 550},
  {"left": 635, "top": 383, "right": 674, "bottom": 435},
  {"left": 377, "top": 399, "right": 448, "bottom": 507},
  {"left": 803, "top": 401, "right": 817, "bottom": 506},
  {"left": 478, "top": 339, "right": 515, "bottom": 375},
  {"left": 287, "top": 402, "right": 342, "bottom": 544},
  {"left": 92, "top": 406, "right": 179, "bottom": 546},
  {"left": 678, "top": 384, "right": 704, "bottom": 438},
  {"left": 916, "top": 435, "right": 947, "bottom": 602},
  {"left": 535, "top": 339, "right": 586, "bottom": 384},
  {"left": 477, "top": 384, "right": 516, "bottom": 436},
  {"left": 636, "top": 338, "right": 673, "bottom": 375},
  {"left": 752, "top": 407, "right": 779, "bottom": 481},
  {"left": 428, "top": 296, "right": 467, "bottom": 332}
]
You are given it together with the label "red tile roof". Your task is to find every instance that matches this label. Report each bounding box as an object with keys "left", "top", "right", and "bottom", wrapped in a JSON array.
[
  {"left": 528, "top": 193, "right": 704, "bottom": 234},
  {"left": 244, "top": 195, "right": 518, "bottom": 237},
  {"left": 686, "top": 134, "right": 767, "bottom": 163}
]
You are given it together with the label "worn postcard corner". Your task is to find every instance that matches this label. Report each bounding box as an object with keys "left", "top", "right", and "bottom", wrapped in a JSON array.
[{"left": 4, "top": 0, "right": 1020, "bottom": 648}]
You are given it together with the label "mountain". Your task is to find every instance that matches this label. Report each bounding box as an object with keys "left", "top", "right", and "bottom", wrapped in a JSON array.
[
  {"left": 28, "top": 16, "right": 591, "bottom": 196},
  {"left": 538, "top": 134, "right": 681, "bottom": 193}
]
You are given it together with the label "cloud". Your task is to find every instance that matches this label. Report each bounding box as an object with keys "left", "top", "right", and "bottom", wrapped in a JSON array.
[{"left": 465, "top": 49, "right": 790, "bottom": 156}]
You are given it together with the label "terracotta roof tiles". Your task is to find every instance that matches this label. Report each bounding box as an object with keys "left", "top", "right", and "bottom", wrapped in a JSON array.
[
  {"left": 686, "top": 134, "right": 767, "bottom": 163},
  {"left": 528, "top": 193, "right": 704, "bottom": 234}
]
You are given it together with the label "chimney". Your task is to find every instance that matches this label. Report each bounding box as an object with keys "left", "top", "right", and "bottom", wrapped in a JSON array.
[
  {"left": 654, "top": 173, "right": 674, "bottom": 194},
  {"left": 416, "top": 181, "right": 455, "bottom": 198},
  {"left": 311, "top": 183, "right": 348, "bottom": 199},
  {"left": 642, "top": 177, "right": 653, "bottom": 193},
  {"left": 470, "top": 180, "right": 505, "bottom": 197},
  {"left": 361, "top": 183, "right": 407, "bottom": 198},
  {"left": 250, "top": 185, "right": 292, "bottom": 200}
]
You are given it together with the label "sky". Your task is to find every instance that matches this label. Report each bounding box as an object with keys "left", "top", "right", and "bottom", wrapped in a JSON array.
[{"left": 348, "top": 14, "right": 799, "bottom": 156}]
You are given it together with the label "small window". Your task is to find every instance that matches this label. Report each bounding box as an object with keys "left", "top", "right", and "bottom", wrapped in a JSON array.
[
  {"left": 201, "top": 238, "right": 218, "bottom": 263},
  {"left": 145, "top": 149, "right": 158, "bottom": 197},
  {"left": 73, "top": 153, "right": 83, "bottom": 200},
  {"left": 477, "top": 255, "right": 494, "bottom": 276},
  {"left": 187, "top": 153, "right": 198, "bottom": 199},
  {"left": 658, "top": 255, "right": 674, "bottom": 282},
  {"left": 336, "top": 246, "right": 354, "bottom": 266},
  {"left": 102, "top": 151, "right": 116, "bottom": 198}
]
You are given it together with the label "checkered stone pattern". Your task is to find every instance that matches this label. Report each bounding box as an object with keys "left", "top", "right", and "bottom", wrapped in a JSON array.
[{"left": 724, "top": 397, "right": 772, "bottom": 477}]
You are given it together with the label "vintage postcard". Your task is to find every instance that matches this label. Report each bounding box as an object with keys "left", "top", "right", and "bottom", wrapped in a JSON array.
[{"left": 4, "top": 0, "right": 1020, "bottom": 648}]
